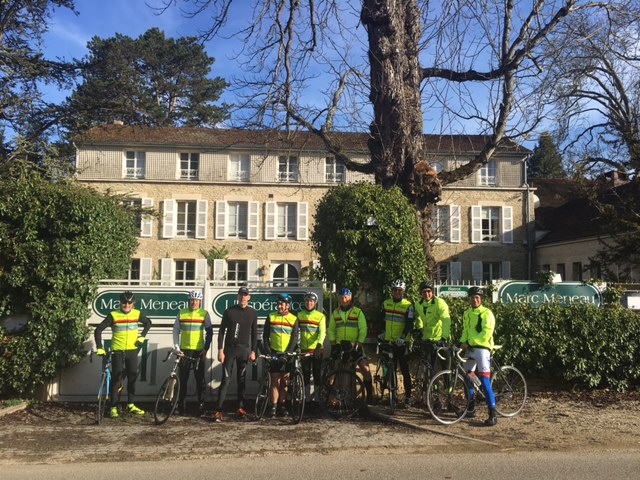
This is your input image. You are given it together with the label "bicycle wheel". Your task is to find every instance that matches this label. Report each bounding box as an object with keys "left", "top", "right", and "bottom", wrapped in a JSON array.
[
  {"left": 254, "top": 369, "right": 271, "bottom": 419},
  {"left": 493, "top": 365, "right": 527, "bottom": 417},
  {"left": 96, "top": 372, "right": 108, "bottom": 425},
  {"left": 413, "top": 361, "right": 427, "bottom": 406},
  {"left": 324, "top": 370, "right": 365, "bottom": 418},
  {"left": 388, "top": 364, "right": 397, "bottom": 414},
  {"left": 427, "top": 370, "right": 469, "bottom": 425},
  {"left": 289, "top": 370, "right": 305, "bottom": 424},
  {"left": 373, "top": 361, "right": 386, "bottom": 404},
  {"left": 154, "top": 376, "right": 180, "bottom": 425}
]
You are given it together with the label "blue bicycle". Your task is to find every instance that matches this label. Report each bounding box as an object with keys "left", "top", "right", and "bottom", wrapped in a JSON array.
[{"left": 92, "top": 350, "right": 122, "bottom": 425}]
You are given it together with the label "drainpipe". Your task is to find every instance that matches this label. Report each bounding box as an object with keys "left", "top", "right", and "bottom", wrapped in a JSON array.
[{"left": 523, "top": 154, "right": 533, "bottom": 279}]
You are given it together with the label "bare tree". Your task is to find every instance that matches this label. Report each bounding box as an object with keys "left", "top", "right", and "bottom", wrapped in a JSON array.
[{"left": 156, "top": 0, "right": 615, "bottom": 263}]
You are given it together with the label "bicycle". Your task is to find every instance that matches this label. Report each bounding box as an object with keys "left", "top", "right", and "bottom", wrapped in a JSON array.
[
  {"left": 92, "top": 350, "right": 121, "bottom": 425},
  {"left": 373, "top": 341, "right": 398, "bottom": 414},
  {"left": 254, "top": 352, "right": 307, "bottom": 424},
  {"left": 153, "top": 348, "right": 201, "bottom": 425},
  {"left": 411, "top": 339, "right": 450, "bottom": 408},
  {"left": 321, "top": 340, "right": 366, "bottom": 419},
  {"left": 426, "top": 344, "right": 527, "bottom": 425}
]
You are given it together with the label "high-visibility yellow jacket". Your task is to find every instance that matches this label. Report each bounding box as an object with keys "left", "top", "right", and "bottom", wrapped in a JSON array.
[
  {"left": 267, "top": 311, "right": 298, "bottom": 353},
  {"left": 460, "top": 305, "right": 495, "bottom": 349},
  {"left": 298, "top": 309, "right": 326, "bottom": 351},
  {"left": 328, "top": 305, "right": 367, "bottom": 344},
  {"left": 110, "top": 309, "right": 143, "bottom": 351},
  {"left": 382, "top": 297, "right": 413, "bottom": 341},
  {"left": 414, "top": 296, "right": 451, "bottom": 342},
  {"left": 177, "top": 308, "right": 208, "bottom": 350}
]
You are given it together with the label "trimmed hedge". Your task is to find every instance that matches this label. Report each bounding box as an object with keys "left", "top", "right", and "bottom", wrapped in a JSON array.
[{"left": 444, "top": 298, "right": 640, "bottom": 391}]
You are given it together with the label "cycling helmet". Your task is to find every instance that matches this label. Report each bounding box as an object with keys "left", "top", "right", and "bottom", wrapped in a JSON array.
[
  {"left": 277, "top": 293, "right": 292, "bottom": 303},
  {"left": 188, "top": 290, "right": 204, "bottom": 300},
  {"left": 468, "top": 286, "right": 484, "bottom": 297},
  {"left": 303, "top": 292, "right": 318, "bottom": 302},
  {"left": 419, "top": 281, "right": 434, "bottom": 291},
  {"left": 338, "top": 288, "right": 352, "bottom": 296},
  {"left": 391, "top": 279, "right": 406, "bottom": 290},
  {"left": 120, "top": 291, "right": 135, "bottom": 303}
]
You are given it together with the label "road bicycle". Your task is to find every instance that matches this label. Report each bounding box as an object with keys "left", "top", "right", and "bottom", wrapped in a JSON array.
[
  {"left": 426, "top": 344, "right": 527, "bottom": 425},
  {"left": 411, "top": 339, "right": 450, "bottom": 408},
  {"left": 320, "top": 340, "right": 366, "bottom": 419},
  {"left": 373, "top": 341, "right": 398, "bottom": 414},
  {"left": 92, "top": 350, "right": 123, "bottom": 425},
  {"left": 153, "top": 348, "right": 200, "bottom": 425},
  {"left": 254, "top": 351, "right": 307, "bottom": 424}
]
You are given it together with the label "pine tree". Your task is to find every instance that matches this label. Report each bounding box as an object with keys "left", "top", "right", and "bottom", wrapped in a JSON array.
[{"left": 528, "top": 132, "right": 567, "bottom": 178}]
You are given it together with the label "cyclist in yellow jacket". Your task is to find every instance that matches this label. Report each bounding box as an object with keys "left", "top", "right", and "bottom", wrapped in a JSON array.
[
  {"left": 94, "top": 290, "right": 152, "bottom": 418},
  {"left": 459, "top": 286, "right": 497, "bottom": 426},
  {"left": 298, "top": 291, "right": 326, "bottom": 403},
  {"left": 328, "top": 287, "right": 373, "bottom": 403},
  {"left": 172, "top": 290, "right": 213, "bottom": 416},
  {"left": 262, "top": 293, "right": 299, "bottom": 417},
  {"left": 379, "top": 279, "right": 414, "bottom": 407}
]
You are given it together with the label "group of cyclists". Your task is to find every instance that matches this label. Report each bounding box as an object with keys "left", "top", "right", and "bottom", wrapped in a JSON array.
[{"left": 94, "top": 279, "right": 499, "bottom": 427}]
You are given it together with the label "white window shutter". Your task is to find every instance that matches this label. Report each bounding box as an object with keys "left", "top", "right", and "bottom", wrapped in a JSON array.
[
  {"left": 161, "top": 258, "right": 175, "bottom": 286},
  {"left": 265, "top": 201, "right": 276, "bottom": 240},
  {"left": 450, "top": 262, "right": 462, "bottom": 282},
  {"left": 248, "top": 259, "right": 260, "bottom": 282},
  {"left": 502, "top": 206, "right": 513, "bottom": 244},
  {"left": 472, "top": 261, "right": 483, "bottom": 283},
  {"left": 140, "top": 198, "right": 153, "bottom": 237},
  {"left": 213, "top": 259, "right": 226, "bottom": 285},
  {"left": 195, "top": 258, "right": 208, "bottom": 283},
  {"left": 215, "top": 201, "right": 227, "bottom": 239},
  {"left": 162, "top": 199, "right": 176, "bottom": 238},
  {"left": 471, "top": 206, "right": 482, "bottom": 243},
  {"left": 196, "top": 200, "right": 208, "bottom": 239},
  {"left": 297, "top": 202, "right": 308, "bottom": 240},
  {"left": 140, "top": 258, "right": 153, "bottom": 285},
  {"left": 248, "top": 201, "right": 259, "bottom": 240},
  {"left": 449, "top": 204, "right": 461, "bottom": 243},
  {"left": 501, "top": 261, "right": 511, "bottom": 280}
]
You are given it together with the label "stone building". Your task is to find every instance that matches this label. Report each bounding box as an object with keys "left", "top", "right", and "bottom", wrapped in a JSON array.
[{"left": 74, "top": 124, "right": 534, "bottom": 286}]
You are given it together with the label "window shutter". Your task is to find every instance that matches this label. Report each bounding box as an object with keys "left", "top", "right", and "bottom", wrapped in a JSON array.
[
  {"left": 297, "top": 202, "right": 308, "bottom": 240},
  {"left": 162, "top": 199, "right": 176, "bottom": 238},
  {"left": 196, "top": 200, "right": 208, "bottom": 239},
  {"left": 140, "top": 258, "right": 153, "bottom": 285},
  {"left": 161, "top": 258, "right": 174, "bottom": 286},
  {"left": 215, "top": 201, "right": 227, "bottom": 239},
  {"left": 140, "top": 198, "right": 153, "bottom": 237},
  {"left": 213, "top": 259, "right": 226, "bottom": 285},
  {"left": 248, "top": 201, "right": 259, "bottom": 240},
  {"left": 450, "top": 262, "right": 462, "bottom": 282},
  {"left": 195, "top": 259, "right": 208, "bottom": 283},
  {"left": 502, "top": 206, "right": 513, "bottom": 244},
  {"left": 264, "top": 201, "right": 276, "bottom": 240},
  {"left": 472, "top": 261, "right": 483, "bottom": 283},
  {"left": 501, "top": 261, "right": 511, "bottom": 280},
  {"left": 248, "top": 259, "right": 260, "bottom": 282},
  {"left": 449, "top": 204, "right": 461, "bottom": 243},
  {"left": 471, "top": 205, "right": 482, "bottom": 243}
]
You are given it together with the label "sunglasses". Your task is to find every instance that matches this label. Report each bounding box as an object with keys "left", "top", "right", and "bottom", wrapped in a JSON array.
[{"left": 123, "top": 301, "right": 134, "bottom": 304}]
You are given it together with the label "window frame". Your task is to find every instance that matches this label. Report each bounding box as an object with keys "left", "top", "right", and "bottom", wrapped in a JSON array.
[
  {"left": 179, "top": 152, "right": 200, "bottom": 180},
  {"left": 229, "top": 153, "right": 251, "bottom": 182},
  {"left": 325, "top": 156, "right": 346, "bottom": 183},
  {"left": 124, "top": 151, "right": 146, "bottom": 179},
  {"left": 278, "top": 155, "right": 299, "bottom": 182}
]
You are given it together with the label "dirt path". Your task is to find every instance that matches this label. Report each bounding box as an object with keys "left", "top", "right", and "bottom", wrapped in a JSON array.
[{"left": 1, "top": 389, "right": 639, "bottom": 465}]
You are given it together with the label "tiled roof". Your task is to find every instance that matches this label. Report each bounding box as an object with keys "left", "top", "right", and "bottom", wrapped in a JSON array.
[{"left": 74, "top": 124, "right": 530, "bottom": 155}]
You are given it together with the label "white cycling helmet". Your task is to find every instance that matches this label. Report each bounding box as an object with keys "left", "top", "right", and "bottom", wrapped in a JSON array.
[
  {"left": 188, "top": 290, "right": 204, "bottom": 300},
  {"left": 391, "top": 279, "right": 406, "bottom": 290}
]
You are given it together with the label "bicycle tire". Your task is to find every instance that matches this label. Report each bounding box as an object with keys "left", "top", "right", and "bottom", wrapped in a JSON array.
[
  {"left": 289, "top": 370, "right": 305, "bottom": 424},
  {"left": 154, "top": 376, "right": 180, "bottom": 425},
  {"left": 373, "top": 360, "right": 386, "bottom": 404},
  {"left": 96, "top": 372, "right": 108, "bottom": 425},
  {"left": 388, "top": 364, "right": 397, "bottom": 414},
  {"left": 427, "top": 370, "right": 469, "bottom": 425},
  {"left": 254, "top": 369, "right": 271, "bottom": 420},
  {"left": 324, "top": 370, "right": 365, "bottom": 418},
  {"left": 492, "top": 365, "right": 527, "bottom": 417}
]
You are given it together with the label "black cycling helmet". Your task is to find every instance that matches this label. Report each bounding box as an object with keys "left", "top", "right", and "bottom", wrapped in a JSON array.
[
  {"left": 468, "top": 286, "right": 484, "bottom": 297},
  {"left": 419, "top": 281, "right": 434, "bottom": 291},
  {"left": 120, "top": 290, "right": 136, "bottom": 303}
]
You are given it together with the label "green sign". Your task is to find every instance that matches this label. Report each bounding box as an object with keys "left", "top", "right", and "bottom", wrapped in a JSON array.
[
  {"left": 498, "top": 281, "right": 601, "bottom": 307},
  {"left": 93, "top": 291, "right": 190, "bottom": 319},
  {"left": 437, "top": 285, "right": 470, "bottom": 298},
  {"left": 212, "top": 292, "right": 309, "bottom": 318}
]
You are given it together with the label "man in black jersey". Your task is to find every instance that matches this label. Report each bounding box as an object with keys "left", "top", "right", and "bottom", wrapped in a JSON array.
[{"left": 214, "top": 286, "right": 258, "bottom": 422}]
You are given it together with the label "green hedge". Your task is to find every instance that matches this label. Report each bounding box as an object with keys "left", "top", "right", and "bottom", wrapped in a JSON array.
[{"left": 443, "top": 298, "right": 640, "bottom": 391}]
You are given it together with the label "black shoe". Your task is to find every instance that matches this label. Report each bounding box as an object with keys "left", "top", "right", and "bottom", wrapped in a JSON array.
[
  {"left": 465, "top": 409, "right": 477, "bottom": 418},
  {"left": 403, "top": 397, "right": 412, "bottom": 408},
  {"left": 198, "top": 402, "right": 205, "bottom": 417},
  {"left": 177, "top": 401, "right": 187, "bottom": 416},
  {"left": 269, "top": 405, "right": 277, "bottom": 418},
  {"left": 484, "top": 408, "right": 497, "bottom": 426},
  {"left": 277, "top": 403, "right": 289, "bottom": 417}
]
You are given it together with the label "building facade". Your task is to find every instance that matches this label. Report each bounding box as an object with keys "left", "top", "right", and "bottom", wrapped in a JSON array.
[{"left": 74, "top": 124, "right": 534, "bottom": 287}]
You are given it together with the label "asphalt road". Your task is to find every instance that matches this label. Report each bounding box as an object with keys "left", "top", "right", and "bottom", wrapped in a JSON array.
[{"left": 2, "top": 451, "right": 639, "bottom": 480}]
